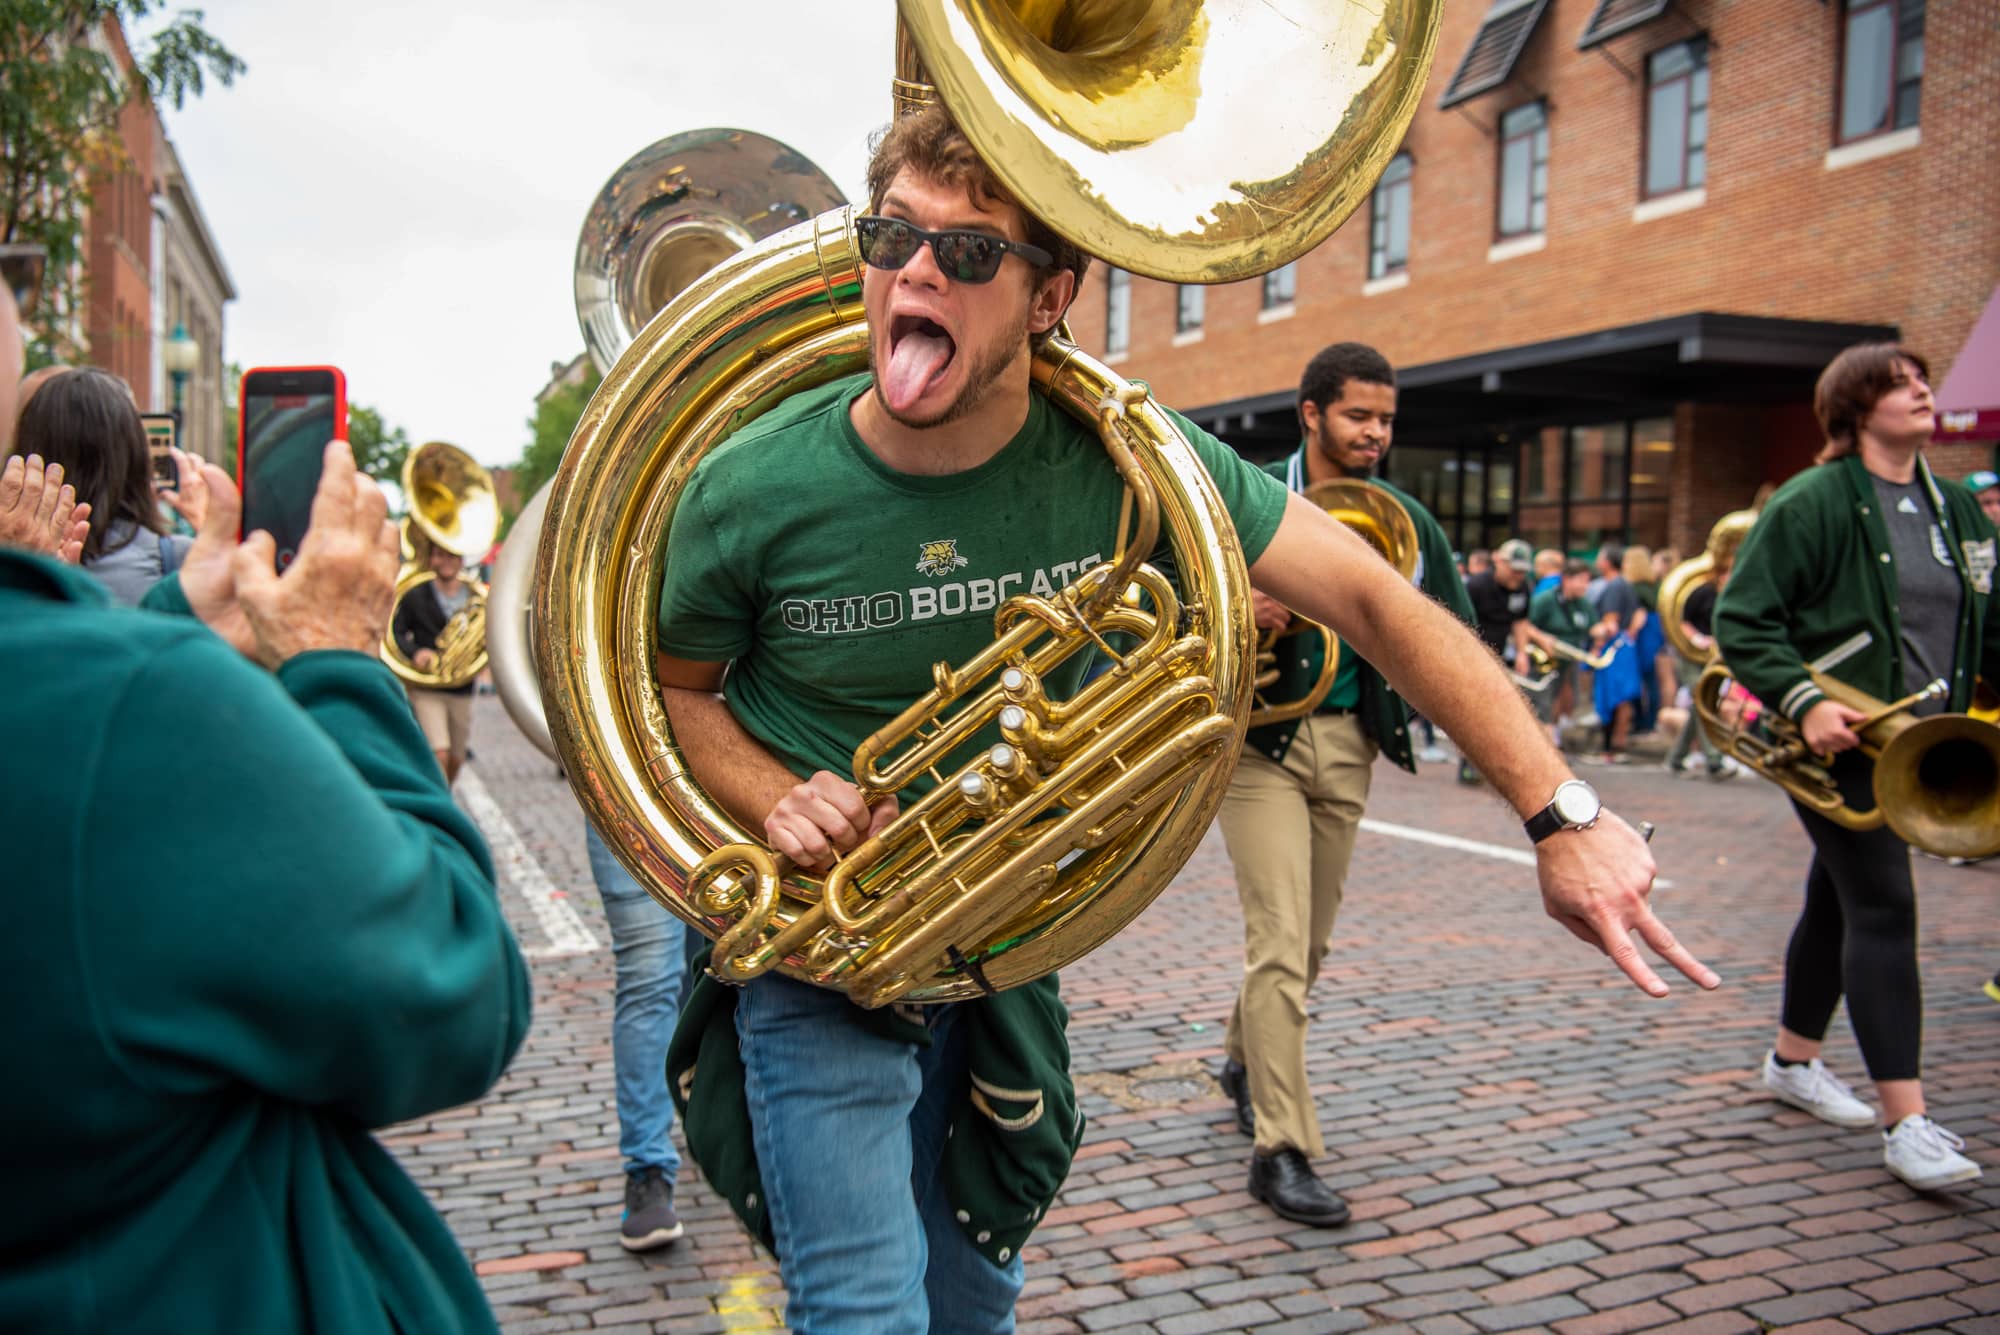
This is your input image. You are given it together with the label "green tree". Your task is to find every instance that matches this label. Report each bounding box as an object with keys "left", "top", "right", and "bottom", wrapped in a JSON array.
[
  {"left": 0, "top": 2, "right": 244, "bottom": 352},
  {"left": 513, "top": 365, "right": 601, "bottom": 507},
  {"left": 218, "top": 358, "right": 241, "bottom": 475},
  {"left": 347, "top": 401, "right": 411, "bottom": 487}
]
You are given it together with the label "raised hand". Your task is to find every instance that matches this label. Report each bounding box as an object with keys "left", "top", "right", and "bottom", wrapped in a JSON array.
[
  {"left": 0, "top": 454, "right": 92, "bottom": 563},
  {"left": 159, "top": 446, "right": 208, "bottom": 531}
]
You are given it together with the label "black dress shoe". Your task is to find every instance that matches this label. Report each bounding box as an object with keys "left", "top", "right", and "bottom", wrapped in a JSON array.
[
  {"left": 1248, "top": 1149, "right": 1351, "bottom": 1227},
  {"left": 1217, "top": 1060, "right": 1254, "bottom": 1137}
]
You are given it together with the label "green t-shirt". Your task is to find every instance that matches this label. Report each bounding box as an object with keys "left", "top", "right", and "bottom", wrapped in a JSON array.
[
  {"left": 1530, "top": 587, "right": 1595, "bottom": 649},
  {"left": 658, "top": 374, "right": 1289, "bottom": 794}
]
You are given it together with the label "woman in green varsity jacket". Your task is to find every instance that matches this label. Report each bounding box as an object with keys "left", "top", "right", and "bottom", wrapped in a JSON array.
[{"left": 1715, "top": 344, "right": 1999, "bottom": 1193}]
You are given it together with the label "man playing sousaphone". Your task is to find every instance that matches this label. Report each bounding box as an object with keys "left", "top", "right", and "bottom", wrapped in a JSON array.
[
  {"left": 392, "top": 543, "right": 479, "bottom": 785},
  {"left": 654, "top": 103, "right": 1711, "bottom": 1333},
  {"left": 1214, "top": 341, "right": 1473, "bottom": 1227}
]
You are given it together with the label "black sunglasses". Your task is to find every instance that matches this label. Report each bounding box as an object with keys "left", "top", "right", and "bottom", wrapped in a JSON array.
[
  {"left": 0, "top": 243, "right": 47, "bottom": 321},
  {"left": 855, "top": 215, "right": 1053, "bottom": 285}
]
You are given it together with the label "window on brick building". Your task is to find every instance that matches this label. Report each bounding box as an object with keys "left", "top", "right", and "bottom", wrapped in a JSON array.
[
  {"left": 1838, "top": 0, "right": 1923, "bottom": 143},
  {"left": 1261, "top": 263, "right": 1297, "bottom": 310},
  {"left": 1105, "top": 269, "right": 1130, "bottom": 357},
  {"left": 1644, "top": 39, "right": 1708, "bottom": 197},
  {"left": 1369, "top": 153, "right": 1413, "bottom": 279},
  {"left": 1175, "top": 284, "right": 1204, "bottom": 335},
  {"left": 1496, "top": 102, "right": 1548, "bottom": 238}
]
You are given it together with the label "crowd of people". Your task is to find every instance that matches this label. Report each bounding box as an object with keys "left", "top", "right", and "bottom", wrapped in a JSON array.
[
  {"left": 2, "top": 93, "right": 1994, "bottom": 1335},
  {"left": 1438, "top": 533, "right": 1745, "bottom": 776}
]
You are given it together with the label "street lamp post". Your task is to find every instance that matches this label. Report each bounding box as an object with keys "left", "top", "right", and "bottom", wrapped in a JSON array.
[{"left": 162, "top": 320, "right": 199, "bottom": 442}]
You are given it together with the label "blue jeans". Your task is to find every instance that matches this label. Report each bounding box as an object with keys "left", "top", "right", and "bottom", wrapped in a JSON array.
[
  {"left": 586, "top": 824, "right": 687, "bottom": 1181},
  {"left": 736, "top": 973, "right": 1024, "bottom": 1335}
]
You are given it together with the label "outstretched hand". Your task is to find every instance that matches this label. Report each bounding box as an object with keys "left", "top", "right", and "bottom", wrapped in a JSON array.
[
  {"left": 0, "top": 454, "right": 91, "bottom": 563},
  {"left": 1536, "top": 812, "right": 1720, "bottom": 997}
]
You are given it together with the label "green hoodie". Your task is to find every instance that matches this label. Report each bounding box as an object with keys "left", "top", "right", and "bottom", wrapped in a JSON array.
[
  {"left": 0, "top": 552, "right": 531, "bottom": 1334},
  {"left": 1715, "top": 453, "right": 2000, "bottom": 722}
]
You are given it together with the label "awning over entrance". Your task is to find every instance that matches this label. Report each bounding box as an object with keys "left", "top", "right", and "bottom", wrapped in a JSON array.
[
  {"left": 1187, "top": 312, "right": 1898, "bottom": 457},
  {"left": 1937, "top": 284, "right": 2000, "bottom": 442}
]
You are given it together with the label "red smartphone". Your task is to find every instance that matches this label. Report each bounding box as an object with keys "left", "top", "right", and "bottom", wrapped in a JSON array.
[{"left": 239, "top": 365, "right": 347, "bottom": 569}]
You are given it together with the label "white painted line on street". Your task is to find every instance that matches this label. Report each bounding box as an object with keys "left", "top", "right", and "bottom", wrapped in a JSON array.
[
  {"left": 458, "top": 767, "right": 602, "bottom": 958},
  {"left": 1358, "top": 817, "right": 1676, "bottom": 890}
]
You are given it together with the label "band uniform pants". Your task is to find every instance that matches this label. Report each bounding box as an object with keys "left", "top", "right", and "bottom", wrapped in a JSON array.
[{"left": 1218, "top": 712, "right": 1376, "bottom": 1158}]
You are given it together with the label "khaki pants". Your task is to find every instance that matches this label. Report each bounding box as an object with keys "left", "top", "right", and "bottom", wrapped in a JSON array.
[
  {"left": 407, "top": 686, "right": 472, "bottom": 764},
  {"left": 1218, "top": 712, "right": 1376, "bottom": 1158}
]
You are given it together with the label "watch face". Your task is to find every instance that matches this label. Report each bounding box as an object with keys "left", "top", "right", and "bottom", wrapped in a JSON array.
[{"left": 1553, "top": 781, "right": 1600, "bottom": 825}]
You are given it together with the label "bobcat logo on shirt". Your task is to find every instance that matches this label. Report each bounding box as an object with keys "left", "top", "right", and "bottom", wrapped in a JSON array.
[{"left": 915, "top": 539, "right": 969, "bottom": 577}]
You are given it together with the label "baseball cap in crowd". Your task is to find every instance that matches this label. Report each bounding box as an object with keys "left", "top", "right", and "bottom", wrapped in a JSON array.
[
  {"left": 1967, "top": 470, "right": 1999, "bottom": 494},
  {"left": 1495, "top": 538, "right": 1534, "bottom": 572}
]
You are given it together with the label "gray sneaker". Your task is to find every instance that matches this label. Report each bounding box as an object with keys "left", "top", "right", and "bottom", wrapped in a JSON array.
[
  {"left": 1883, "top": 1115, "right": 1983, "bottom": 1192},
  {"left": 620, "top": 1167, "right": 684, "bottom": 1251},
  {"left": 1761, "top": 1052, "right": 1877, "bottom": 1128}
]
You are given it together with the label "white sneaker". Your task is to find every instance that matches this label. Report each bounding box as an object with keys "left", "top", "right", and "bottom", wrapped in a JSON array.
[
  {"left": 1761, "top": 1053, "right": 1878, "bottom": 1128},
  {"left": 1883, "top": 1116, "right": 1984, "bottom": 1191},
  {"left": 1418, "top": 745, "right": 1449, "bottom": 764}
]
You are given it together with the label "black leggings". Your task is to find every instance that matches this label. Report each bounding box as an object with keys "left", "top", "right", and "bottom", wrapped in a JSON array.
[{"left": 1781, "top": 784, "right": 1923, "bottom": 1081}]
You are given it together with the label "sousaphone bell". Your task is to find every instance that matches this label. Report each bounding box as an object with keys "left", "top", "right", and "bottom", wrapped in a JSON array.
[{"left": 381, "top": 441, "right": 498, "bottom": 691}]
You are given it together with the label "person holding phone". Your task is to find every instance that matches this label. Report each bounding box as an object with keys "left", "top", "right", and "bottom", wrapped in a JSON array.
[
  {"left": 12, "top": 366, "right": 196, "bottom": 606},
  {"left": 392, "top": 545, "right": 479, "bottom": 785},
  {"left": 0, "top": 312, "right": 533, "bottom": 1335}
]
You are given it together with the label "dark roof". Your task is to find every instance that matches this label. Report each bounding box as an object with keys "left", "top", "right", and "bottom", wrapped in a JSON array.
[
  {"left": 1183, "top": 312, "right": 1900, "bottom": 450},
  {"left": 1577, "top": 0, "right": 1675, "bottom": 50},
  {"left": 1438, "top": 0, "right": 1553, "bottom": 110}
]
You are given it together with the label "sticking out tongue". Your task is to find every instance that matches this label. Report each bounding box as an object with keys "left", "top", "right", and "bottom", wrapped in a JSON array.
[{"left": 883, "top": 328, "right": 953, "bottom": 414}]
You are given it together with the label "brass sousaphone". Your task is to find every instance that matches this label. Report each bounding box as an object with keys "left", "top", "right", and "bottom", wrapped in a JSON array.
[
  {"left": 1689, "top": 515, "right": 2000, "bottom": 858},
  {"left": 1658, "top": 508, "right": 1758, "bottom": 664},
  {"left": 381, "top": 441, "right": 499, "bottom": 690},
  {"left": 486, "top": 129, "right": 848, "bottom": 758},
  {"left": 532, "top": 1, "right": 1441, "bottom": 1007},
  {"left": 1250, "top": 479, "right": 1419, "bottom": 726}
]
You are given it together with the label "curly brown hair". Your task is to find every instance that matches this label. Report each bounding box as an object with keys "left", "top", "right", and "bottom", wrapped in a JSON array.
[
  {"left": 864, "top": 105, "right": 1089, "bottom": 343},
  {"left": 1813, "top": 342, "right": 1931, "bottom": 463}
]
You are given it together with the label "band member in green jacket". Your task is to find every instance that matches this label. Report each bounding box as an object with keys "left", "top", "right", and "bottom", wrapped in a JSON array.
[
  {"left": 0, "top": 427, "right": 532, "bottom": 1332},
  {"left": 1211, "top": 342, "right": 1475, "bottom": 1226},
  {"left": 1716, "top": 342, "right": 1999, "bottom": 1192}
]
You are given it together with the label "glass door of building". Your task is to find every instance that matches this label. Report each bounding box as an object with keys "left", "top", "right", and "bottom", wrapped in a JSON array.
[{"left": 1384, "top": 438, "right": 1515, "bottom": 554}]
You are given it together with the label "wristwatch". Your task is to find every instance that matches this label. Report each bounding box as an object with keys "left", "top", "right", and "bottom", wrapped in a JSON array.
[{"left": 1524, "top": 779, "right": 1603, "bottom": 844}]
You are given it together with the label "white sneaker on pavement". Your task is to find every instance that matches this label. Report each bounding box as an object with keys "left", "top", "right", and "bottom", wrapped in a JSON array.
[
  {"left": 1883, "top": 1115, "right": 1984, "bottom": 1191},
  {"left": 1761, "top": 1052, "right": 1878, "bottom": 1128}
]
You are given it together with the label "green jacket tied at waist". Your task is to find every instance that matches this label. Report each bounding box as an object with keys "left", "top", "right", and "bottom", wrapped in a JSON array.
[
  {"left": 1243, "top": 450, "right": 1475, "bottom": 771},
  {"left": 669, "top": 955, "right": 1082, "bottom": 1269},
  {"left": 1715, "top": 453, "right": 2000, "bottom": 722},
  {"left": 0, "top": 553, "right": 532, "bottom": 1335}
]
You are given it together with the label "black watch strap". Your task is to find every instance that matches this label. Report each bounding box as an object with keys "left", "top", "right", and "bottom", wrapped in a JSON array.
[{"left": 1524, "top": 804, "right": 1566, "bottom": 844}]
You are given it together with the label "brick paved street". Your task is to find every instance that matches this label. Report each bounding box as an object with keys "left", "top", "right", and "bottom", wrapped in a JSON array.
[{"left": 387, "top": 696, "right": 2000, "bottom": 1334}]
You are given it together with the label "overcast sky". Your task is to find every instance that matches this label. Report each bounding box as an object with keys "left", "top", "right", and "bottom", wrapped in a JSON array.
[{"left": 148, "top": 2, "right": 896, "bottom": 466}]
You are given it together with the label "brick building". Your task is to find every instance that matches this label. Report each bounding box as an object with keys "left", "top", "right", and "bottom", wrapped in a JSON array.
[
  {"left": 1063, "top": 0, "right": 2000, "bottom": 558},
  {"left": 151, "top": 131, "right": 235, "bottom": 463},
  {"left": 82, "top": 20, "right": 159, "bottom": 398}
]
